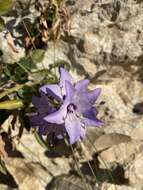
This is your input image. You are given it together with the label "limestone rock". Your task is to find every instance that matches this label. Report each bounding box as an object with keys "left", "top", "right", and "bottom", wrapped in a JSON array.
[
  {"left": 101, "top": 183, "right": 139, "bottom": 190},
  {"left": 67, "top": 0, "right": 143, "bottom": 69},
  {"left": 98, "top": 141, "right": 138, "bottom": 165},
  {"left": 94, "top": 133, "right": 131, "bottom": 152},
  {"left": 5, "top": 158, "right": 49, "bottom": 190},
  {"left": 0, "top": 31, "right": 25, "bottom": 64},
  {"left": 2, "top": 133, "right": 71, "bottom": 190},
  {"left": 126, "top": 152, "right": 143, "bottom": 187}
]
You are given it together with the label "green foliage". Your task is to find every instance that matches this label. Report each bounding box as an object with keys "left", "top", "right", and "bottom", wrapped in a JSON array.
[
  {"left": 0, "top": 0, "right": 13, "bottom": 16},
  {"left": 34, "top": 132, "right": 49, "bottom": 149},
  {"left": 31, "top": 49, "right": 45, "bottom": 64},
  {"left": 0, "top": 99, "right": 24, "bottom": 110},
  {"left": 0, "top": 159, "right": 7, "bottom": 175},
  {"left": 0, "top": 17, "right": 5, "bottom": 32},
  {"left": 18, "top": 57, "right": 36, "bottom": 73},
  {"left": 49, "top": 60, "right": 70, "bottom": 70},
  {"left": 47, "top": 4, "right": 57, "bottom": 23},
  {"left": 4, "top": 64, "right": 28, "bottom": 83},
  {"left": 18, "top": 85, "right": 37, "bottom": 103},
  {"left": 31, "top": 69, "right": 58, "bottom": 83},
  {"left": 17, "top": 49, "right": 45, "bottom": 73}
]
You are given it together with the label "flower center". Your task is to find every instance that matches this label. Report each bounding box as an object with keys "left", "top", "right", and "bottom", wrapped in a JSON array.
[{"left": 67, "top": 103, "right": 77, "bottom": 113}]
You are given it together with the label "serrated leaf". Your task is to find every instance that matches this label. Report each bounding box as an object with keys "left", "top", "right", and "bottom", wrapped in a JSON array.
[
  {"left": 31, "top": 49, "right": 45, "bottom": 64},
  {"left": 0, "top": 0, "right": 13, "bottom": 16},
  {"left": 0, "top": 100, "right": 24, "bottom": 110},
  {"left": 34, "top": 132, "right": 48, "bottom": 149}
]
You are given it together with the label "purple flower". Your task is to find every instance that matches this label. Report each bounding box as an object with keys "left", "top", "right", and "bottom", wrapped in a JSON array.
[
  {"left": 30, "top": 92, "right": 66, "bottom": 137},
  {"left": 39, "top": 68, "right": 103, "bottom": 144},
  {"left": 40, "top": 68, "right": 74, "bottom": 102}
]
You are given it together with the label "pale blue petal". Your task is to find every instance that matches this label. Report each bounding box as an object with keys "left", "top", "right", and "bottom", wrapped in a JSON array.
[
  {"left": 64, "top": 81, "right": 75, "bottom": 103},
  {"left": 65, "top": 113, "right": 81, "bottom": 144},
  {"left": 40, "top": 85, "right": 49, "bottom": 94},
  {"left": 32, "top": 96, "right": 49, "bottom": 113},
  {"left": 46, "top": 84, "right": 62, "bottom": 101},
  {"left": 60, "top": 68, "right": 74, "bottom": 95},
  {"left": 80, "top": 126, "right": 86, "bottom": 139},
  {"left": 87, "top": 88, "right": 101, "bottom": 104},
  {"left": 44, "top": 103, "right": 68, "bottom": 124},
  {"left": 75, "top": 88, "right": 101, "bottom": 113},
  {"left": 83, "top": 107, "right": 98, "bottom": 119},
  {"left": 74, "top": 92, "right": 91, "bottom": 113},
  {"left": 30, "top": 114, "right": 45, "bottom": 127},
  {"left": 82, "top": 117, "right": 103, "bottom": 127},
  {"left": 75, "top": 79, "right": 90, "bottom": 91},
  {"left": 40, "top": 84, "right": 62, "bottom": 101}
]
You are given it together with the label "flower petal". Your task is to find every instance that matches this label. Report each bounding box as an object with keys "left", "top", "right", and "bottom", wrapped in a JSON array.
[
  {"left": 74, "top": 91, "right": 91, "bottom": 113},
  {"left": 80, "top": 126, "right": 86, "bottom": 139},
  {"left": 64, "top": 80, "right": 75, "bottom": 103},
  {"left": 40, "top": 85, "right": 49, "bottom": 94},
  {"left": 32, "top": 94, "right": 56, "bottom": 114},
  {"left": 87, "top": 88, "right": 101, "bottom": 104},
  {"left": 40, "top": 84, "right": 62, "bottom": 101},
  {"left": 30, "top": 114, "right": 45, "bottom": 127},
  {"left": 38, "top": 125, "right": 48, "bottom": 135},
  {"left": 32, "top": 96, "right": 49, "bottom": 113},
  {"left": 83, "top": 107, "right": 98, "bottom": 119},
  {"left": 75, "top": 79, "right": 89, "bottom": 91},
  {"left": 60, "top": 68, "right": 74, "bottom": 95},
  {"left": 44, "top": 103, "right": 67, "bottom": 124},
  {"left": 45, "top": 84, "right": 62, "bottom": 101},
  {"left": 65, "top": 113, "right": 82, "bottom": 144},
  {"left": 82, "top": 117, "right": 103, "bottom": 127}
]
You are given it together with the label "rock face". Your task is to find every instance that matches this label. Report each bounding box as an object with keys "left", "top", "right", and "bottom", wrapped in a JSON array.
[
  {"left": 3, "top": 134, "right": 71, "bottom": 190},
  {"left": 40, "top": 0, "right": 143, "bottom": 79},
  {"left": 67, "top": 0, "right": 143, "bottom": 66},
  {"left": 0, "top": 31, "right": 25, "bottom": 64},
  {"left": 47, "top": 174, "right": 97, "bottom": 190}
]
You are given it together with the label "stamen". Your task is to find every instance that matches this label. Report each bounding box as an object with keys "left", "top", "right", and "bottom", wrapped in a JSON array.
[{"left": 67, "top": 103, "right": 77, "bottom": 113}]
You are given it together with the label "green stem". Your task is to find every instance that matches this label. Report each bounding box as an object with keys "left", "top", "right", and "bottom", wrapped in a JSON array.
[
  {"left": 0, "top": 84, "right": 23, "bottom": 99},
  {"left": 70, "top": 144, "right": 90, "bottom": 190},
  {"left": 87, "top": 135, "right": 117, "bottom": 190}
]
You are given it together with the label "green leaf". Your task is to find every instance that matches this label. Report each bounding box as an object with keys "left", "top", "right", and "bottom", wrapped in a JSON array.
[
  {"left": 4, "top": 64, "right": 28, "bottom": 83},
  {"left": 34, "top": 132, "right": 49, "bottom": 149},
  {"left": 0, "top": 0, "right": 13, "bottom": 16},
  {"left": 0, "top": 17, "right": 5, "bottom": 32},
  {"left": 4, "top": 65, "right": 11, "bottom": 77},
  {"left": 0, "top": 100, "right": 24, "bottom": 110},
  {"left": 31, "top": 49, "right": 45, "bottom": 64},
  {"left": 18, "top": 57, "right": 37, "bottom": 72},
  {"left": 49, "top": 60, "right": 70, "bottom": 70},
  {"left": 14, "top": 66, "right": 28, "bottom": 82},
  {"left": 30, "top": 69, "right": 51, "bottom": 83},
  {"left": 0, "top": 159, "right": 7, "bottom": 175},
  {"left": 18, "top": 85, "right": 36, "bottom": 102}
]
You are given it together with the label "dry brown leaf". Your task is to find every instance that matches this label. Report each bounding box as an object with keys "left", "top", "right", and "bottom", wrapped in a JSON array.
[
  {"left": 6, "top": 32, "right": 19, "bottom": 53},
  {"left": 24, "top": 36, "right": 31, "bottom": 48},
  {"left": 0, "top": 136, "right": 7, "bottom": 158}
]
